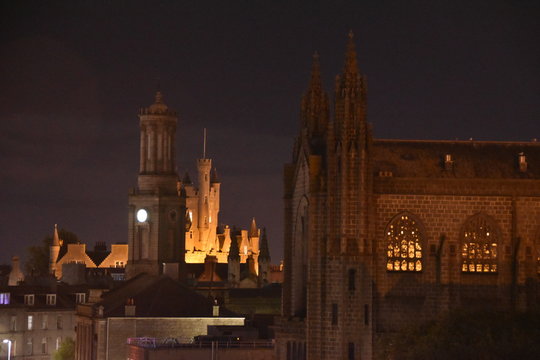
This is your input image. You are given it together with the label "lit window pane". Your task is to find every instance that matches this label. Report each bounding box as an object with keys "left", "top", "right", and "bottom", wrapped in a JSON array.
[{"left": 386, "top": 214, "right": 423, "bottom": 272}]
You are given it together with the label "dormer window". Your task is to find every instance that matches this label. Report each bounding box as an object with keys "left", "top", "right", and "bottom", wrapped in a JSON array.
[
  {"left": 518, "top": 152, "right": 527, "bottom": 172},
  {"left": 24, "top": 294, "right": 35, "bottom": 306},
  {"left": 46, "top": 294, "right": 56, "bottom": 306}
]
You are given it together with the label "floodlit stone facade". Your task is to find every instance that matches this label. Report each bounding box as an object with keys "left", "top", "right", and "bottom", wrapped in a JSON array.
[
  {"left": 49, "top": 224, "right": 128, "bottom": 280},
  {"left": 275, "top": 32, "right": 540, "bottom": 360},
  {"left": 125, "top": 92, "right": 275, "bottom": 286}
]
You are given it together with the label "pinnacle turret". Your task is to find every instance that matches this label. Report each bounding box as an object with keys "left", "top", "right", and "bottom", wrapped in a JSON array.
[
  {"left": 259, "top": 227, "right": 271, "bottom": 261},
  {"left": 53, "top": 223, "right": 61, "bottom": 246},
  {"left": 211, "top": 167, "right": 220, "bottom": 183},
  {"left": 301, "top": 51, "right": 329, "bottom": 142},
  {"left": 249, "top": 218, "right": 259, "bottom": 238},
  {"left": 182, "top": 171, "right": 192, "bottom": 185},
  {"left": 343, "top": 30, "right": 359, "bottom": 75},
  {"left": 309, "top": 52, "right": 322, "bottom": 92}
]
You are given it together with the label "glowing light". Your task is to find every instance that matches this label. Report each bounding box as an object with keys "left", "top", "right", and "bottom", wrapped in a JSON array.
[{"left": 136, "top": 209, "right": 148, "bottom": 223}]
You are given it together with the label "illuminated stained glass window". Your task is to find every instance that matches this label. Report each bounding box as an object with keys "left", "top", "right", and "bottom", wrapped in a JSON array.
[
  {"left": 461, "top": 214, "right": 498, "bottom": 273},
  {"left": 386, "top": 214, "right": 423, "bottom": 272}
]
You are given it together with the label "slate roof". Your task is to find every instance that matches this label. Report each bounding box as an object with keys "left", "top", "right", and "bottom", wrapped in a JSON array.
[
  {"left": 95, "top": 273, "right": 238, "bottom": 317},
  {"left": 373, "top": 140, "right": 540, "bottom": 179}
]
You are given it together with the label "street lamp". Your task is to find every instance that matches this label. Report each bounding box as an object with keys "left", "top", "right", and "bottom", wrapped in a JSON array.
[{"left": 2, "top": 339, "right": 11, "bottom": 360}]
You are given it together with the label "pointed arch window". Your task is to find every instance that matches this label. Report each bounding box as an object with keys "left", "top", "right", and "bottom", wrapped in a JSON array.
[
  {"left": 386, "top": 214, "right": 423, "bottom": 272},
  {"left": 461, "top": 214, "right": 499, "bottom": 273}
]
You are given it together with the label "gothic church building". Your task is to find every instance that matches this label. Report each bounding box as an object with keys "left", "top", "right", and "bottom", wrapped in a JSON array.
[{"left": 276, "top": 32, "right": 540, "bottom": 359}]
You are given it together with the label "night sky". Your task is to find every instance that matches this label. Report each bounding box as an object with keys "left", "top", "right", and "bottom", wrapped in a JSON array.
[{"left": 1, "top": 1, "right": 539, "bottom": 266}]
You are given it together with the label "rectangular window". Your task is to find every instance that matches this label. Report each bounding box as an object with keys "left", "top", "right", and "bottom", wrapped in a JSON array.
[
  {"left": 41, "top": 337, "right": 48, "bottom": 354},
  {"left": 24, "top": 294, "right": 35, "bottom": 305},
  {"left": 364, "top": 304, "right": 369, "bottom": 326},
  {"left": 27, "top": 315, "right": 33, "bottom": 330},
  {"left": 57, "top": 315, "right": 63, "bottom": 330},
  {"left": 112, "top": 273, "right": 125, "bottom": 281},
  {"left": 332, "top": 303, "right": 338, "bottom": 325},
  {"left": 76, "top": 293, "right": 86, "bottom": 304},
  {"left": 348, "top": 269, "right": 356, "bottom": 291},
  {"left": 56, "top": 337, "right": 61, "bottom": 350},
  {"left": 46, "top": 294, "right": 56, "bottom": 305},
  {"left": 11, "top": 340, "right": 16, "bottom": 356},
  {"left": 0, "top": 292, "right": 10, "bottom": 304},
  {"left": 10, "top": 315, "right": 17, "bottom": 331},
  {"left": 348, "top": 342, "right": 355, "bottom": 360},
  {"left": 41, "top": 314, "right": 48, "bottom": 329},
  {"left": 26, "top": 338, "right": 33, "bottom": 355}
]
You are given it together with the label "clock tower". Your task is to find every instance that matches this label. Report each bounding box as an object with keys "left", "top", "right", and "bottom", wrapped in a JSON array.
[{"left": 126, "top": 91, "right": 185, "bottom": 279}]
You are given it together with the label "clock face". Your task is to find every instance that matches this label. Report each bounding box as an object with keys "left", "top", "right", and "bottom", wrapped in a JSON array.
[{"left": 136, "top": 209, "right": 148, "bottom": 223}]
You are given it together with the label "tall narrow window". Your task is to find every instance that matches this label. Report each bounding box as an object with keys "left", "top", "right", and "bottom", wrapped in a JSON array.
[
  {"left": 27, "top": 315, "right": 33, "bottom": 330},
  {"left": 348, "top": 342, "right": 355, "bottom": 360},
  {"left": 386, "top": 214, "right": 423, "bottom": 271},
  {"left": 56, "top": 337, "right": 61, "bottom": 351},
  {"left": 461, "top": 214, "right": 499, "bottom": 273},
  {"left": 56, "top": 315, "right": 63, "bottom": 330},
  {"left": 10, "top": 315, "right": 16, "bottom": 331},
  {"left": 26, "top": 338, "right": 33, "bottom": 355},
  {"left": 332, "top": 303, "right": 338, "bottom": 325},
  {"left": 348, "top": 269, "right": 356, "bottom": 291},
  {"left": 41, "top": 337, "right": 48, "bottom": 354},
  {"left": 364, "top": 304, "right": 369, "bottom": 326},
  {"left": 41, "top": 315, "right": 48, "bottom": 329}
]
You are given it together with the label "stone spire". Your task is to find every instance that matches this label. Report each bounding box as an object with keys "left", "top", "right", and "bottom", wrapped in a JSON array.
[
  {"left": 228, "top": 232, "right": 240, "bottom": 260},
  {"left": 50, "top": 224, "right": 62, "bottom": 277},
  {"left": 309, "top": 52, "right": 322, "bottom": 92},
  {"left": 249, "top": 218, "right": 259, "bottom": 238},
  {"left": 259, "top": 227, "right": 271, "bottom": 261},
  {"left": 334, "top": 30, "right": 367, "bottom": 135},
  {"left": 301, "top": 52, "right": 329, "bottom": 141},
  {"left": 53, "top": 223, "right": 61, "bottom": 246},
  {"left": 343, "top": 30, "right": 358, "bottom": 76},
  {"left": 211, "top": 167, "right": 220, "bottom": 183}
]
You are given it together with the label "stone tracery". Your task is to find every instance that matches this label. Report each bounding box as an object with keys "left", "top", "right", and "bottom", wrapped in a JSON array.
[
  {"left": 461, "top": 213, "right": 499, "bottom": 273},
  {"left": 386, "top": 214, "right": 423, "bottom": 272}
]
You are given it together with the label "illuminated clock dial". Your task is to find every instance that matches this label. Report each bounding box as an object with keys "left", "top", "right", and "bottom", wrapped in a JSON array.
[{"left": 136, "top": 209, "right": 148, "bottom": 223}]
